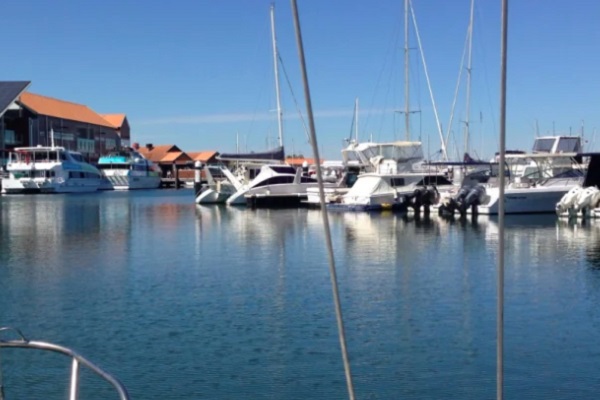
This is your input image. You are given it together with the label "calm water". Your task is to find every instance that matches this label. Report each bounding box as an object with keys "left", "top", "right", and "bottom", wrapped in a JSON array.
[{"left": 1, "top": 189, "right": 600, "bottom": 399}]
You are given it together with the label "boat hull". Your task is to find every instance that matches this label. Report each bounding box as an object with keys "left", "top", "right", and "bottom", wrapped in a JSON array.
[
  {"left": 103, "top": 174, "right": 161, "bottom": 190},
  {"left": 196, "top": 188, "right": 232, "bottom": 204},
  {"left": 475, "top": 186, "right": 575, "bottom": 214},
  {"left": 1, "top": 178, "right": 101, "bottom": 194}
]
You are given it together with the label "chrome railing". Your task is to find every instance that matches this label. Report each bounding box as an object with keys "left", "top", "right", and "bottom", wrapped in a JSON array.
[{"left": 0, "top": 327, "right": 130, "bottom": 400}]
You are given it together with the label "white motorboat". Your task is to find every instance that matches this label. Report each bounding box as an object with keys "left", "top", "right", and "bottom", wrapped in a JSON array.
[
  {"left": 438, "top": 140, "right": 585, "bottom": 216},
  {"left": 97, "top": 148, "right": 161, "bottom": 190},
  {"left": 326, "top": 141, "right": 453, "bottom": 211},
  {"left": 1, "top": 146, "right": 103, "bottom": 194},
  {"left": 227, "top": 164, "right": 337, "bottom": 207},
  {"left": 195, "top": 164, "right": 236, "bottom": 204}
]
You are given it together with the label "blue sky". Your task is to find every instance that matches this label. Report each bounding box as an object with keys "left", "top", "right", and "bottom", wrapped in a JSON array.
[{"left": 3, "top": 1, "right": 600, "bottom": 160}]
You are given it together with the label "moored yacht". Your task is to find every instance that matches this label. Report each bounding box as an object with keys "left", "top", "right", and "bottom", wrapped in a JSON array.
[
  {"left": 1, "top": 146, "right": 103, "bottom": 194},
  {"left": 437, "top": 136, "right": 586, "bottom": 216},
  {"left": 327, "top": 141, "right": 453, "bottom": 211},
  {"left": 227, "top": 163, "right": 337, "bottom": 207},
  {"left": 97, "top": 148, "right": 161, "bottom": 190}
]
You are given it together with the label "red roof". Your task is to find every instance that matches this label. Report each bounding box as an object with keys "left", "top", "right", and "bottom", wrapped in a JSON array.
[
  {"left": 19, "top": 92, "right": 115, "bottom": 128},
  {"left": 286, "top": 157, "right": 322, "bottom": 166},
  {"left": 188, "top": 151, "right": 218, "bottom": 162},
  {"left": 101, "top": 114, "right": 126, "bottom": 128}
]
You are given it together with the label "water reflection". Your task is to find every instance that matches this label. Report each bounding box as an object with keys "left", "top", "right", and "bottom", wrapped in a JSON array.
[{"left": 3, "top": 195, "right": 600, "bottom": 399}]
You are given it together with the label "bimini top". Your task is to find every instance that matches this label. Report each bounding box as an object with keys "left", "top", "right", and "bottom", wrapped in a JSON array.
[
  {"left": 218, "top": 146, "right": 285, "bottom": 163},
  {"left": 342, "top": 141, "right": 424, "bottom": 167}
]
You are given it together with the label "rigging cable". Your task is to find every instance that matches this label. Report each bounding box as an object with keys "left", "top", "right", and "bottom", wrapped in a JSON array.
[
  {"left": 290, "top": 1, "right": 356, "bottom": 399},
  {"left": 278, "top": 53, "right": 311, "bottom": 144}
]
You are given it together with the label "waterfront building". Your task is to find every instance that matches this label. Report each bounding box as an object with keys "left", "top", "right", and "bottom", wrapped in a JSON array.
[
  {"left": 0, "top": 81, "right": 31, "bottom": 167},
  {"left": 1, "top": 90, "right": 127, "bottom": 165},
  {"left": 101, "top": 114, "right": 131, "bottom": 148},
  {"left": 137, "top": 143, "right": 193, "bottom": 177}
]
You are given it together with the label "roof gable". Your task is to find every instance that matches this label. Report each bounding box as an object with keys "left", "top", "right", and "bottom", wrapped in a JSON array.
[
  {"left": 0, "top": 81, "right": 31, "bottom": 118},
  {"left": 19, "top": 92, "right": 116, "bottom": 128},
  {"left": 101, "top": 114, "right": 127, "bottom": 128},
  {"left": 161, "top": 151, "right": 192, "bottom": 163},
  {"left": 137, "top": 144, "right": 181, "bottom": 162},
  {"left": 187, "top": 151, "right": 218, "bottom": 162}
]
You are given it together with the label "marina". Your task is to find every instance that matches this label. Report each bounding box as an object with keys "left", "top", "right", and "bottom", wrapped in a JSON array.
[
  {"left": 2, "top": 0, "right": 600, "bottom": 398},
  {"left": 2, "top": 190, "right": 600, "bottom": 398}
]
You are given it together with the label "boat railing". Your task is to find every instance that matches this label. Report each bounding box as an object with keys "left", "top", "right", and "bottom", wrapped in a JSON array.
[{"left": 0, "top": 327, "right": 130, "bottom": 400}]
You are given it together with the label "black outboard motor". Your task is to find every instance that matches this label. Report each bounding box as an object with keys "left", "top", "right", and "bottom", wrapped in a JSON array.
[
  {"left": 438, "top": 185, "right": 485, "bottom": 217},
  {"left": 408, "top": 186, "right": 439, "bottom": 216},
  {"left": 464, "top": 185, "right": 485, "bottom": 208}
]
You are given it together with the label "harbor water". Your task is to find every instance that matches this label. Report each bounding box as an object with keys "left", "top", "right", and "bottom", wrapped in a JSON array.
[{"left": 1, "top": 190, "right": 600, "bottom": 399}]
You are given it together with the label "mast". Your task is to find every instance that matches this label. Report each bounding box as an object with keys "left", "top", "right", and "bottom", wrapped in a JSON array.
[
  {"left": 354, "top": 97, "right": 359, "bottom": 142},
  {"left": 464, "top": 0, "right": 475, "bottom": 155},
  {"left": 270, "top": 4, "right": 284, "bottom": 148},
  {"left": 404, "top": 0, "right": 410, "bottom": 140},
  {"left": 497, "top": 0, "right": 508, "bottom": 399}
]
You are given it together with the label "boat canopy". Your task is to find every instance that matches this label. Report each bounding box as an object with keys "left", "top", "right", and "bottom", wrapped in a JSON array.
[
  {"left": 342, "top": 141, "right": 423, "bottom": 167},
  {"left": 217, "top": 146, "right": 285, "bottom": 162}
]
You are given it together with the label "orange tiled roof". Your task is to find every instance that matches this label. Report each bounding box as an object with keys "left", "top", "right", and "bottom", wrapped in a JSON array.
[
  {"left": 286, "top": 157, "right": 321, "bottom": 166},
  {"left": 19, "top": 92, "right": 116, "bottom": 128},
  {"left": 188, "top": 151, "right": 218, "bottom": 162},
  {"left": 101, "top": 114, "right": 126, "bottom": 128},
  {"left": 161, "top": 151, "right": 192, "bottom": 164},
  {"left": 138, "top": 144, "right": 180, "bottom": 163}
]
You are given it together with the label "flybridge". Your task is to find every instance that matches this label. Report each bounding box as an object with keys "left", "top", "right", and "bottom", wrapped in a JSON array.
[{"left": 532, "top": 136, "right": 582, "bottom": 154}]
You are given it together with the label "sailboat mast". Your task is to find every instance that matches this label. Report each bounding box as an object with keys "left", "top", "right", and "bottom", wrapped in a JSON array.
[
  {"left": 464, "top": 0, "right": 475, "bottom": 155},
  {"left": 355, "top": 97, "right": 359, "bottom": 142},
  {"left": 270, "top": 4, "right": 284, "bottom": 148},
  {"left": 404, "top": 0, "right": 410, "bottom": 140},
  {"left": 497, "top": 0, "right": 508, "bottom": 398}
]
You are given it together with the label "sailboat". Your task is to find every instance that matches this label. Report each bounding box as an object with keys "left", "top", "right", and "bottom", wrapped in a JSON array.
[
  {"left": 225, "top": 4, "right": 340, "bottom": 207},
  {"left": 331, "top": 0, "right": 452, "bottom": 211},
  {"left": 196, "top": 5, "right": 286, "bottom": 205}
]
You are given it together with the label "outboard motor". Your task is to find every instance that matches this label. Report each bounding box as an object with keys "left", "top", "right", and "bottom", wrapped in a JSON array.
[
  {"left": 438, "top": 186, "right": 470, "bottom": 216},
  {"left": 575, "top": 186, "right": 600, "bottom": 218},
  {"left": 409, "top": 185, "right": 441, "bottom": 216},
  {"left": 556, "top": 186, "right": 582, "bottom": 218},
  {"left": 462, "top": 185, "right": 486, "bottom": 216},
  {"left": 464, "top": 185, "right": 486, "bottom": 207}
]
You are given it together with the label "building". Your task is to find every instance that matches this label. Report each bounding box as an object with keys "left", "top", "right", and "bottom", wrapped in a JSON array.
[
  {"left": 101, "top": 114, "right": 131, "bottom": 147},
  {"left": 1, "top": 88, "right": 129, "bottom": 165},
  {"left": 0, "top": 81, "right": 31, "bottom": 167},
  {"left": 137, "top": 144, "right": 193, "bottom": 177},
  {"left": 188, "top": 151, "right": 219, "bottom": 165}
]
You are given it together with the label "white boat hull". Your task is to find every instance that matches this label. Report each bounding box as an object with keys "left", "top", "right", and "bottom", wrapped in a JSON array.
[
  {"left": 196, "top": 188, "right": 232, "bottom": 204},
  {"left": 469, "top": 186, "right": 575, "bottom": 215},
  {"left": 104, "top": 174, "right": 161, "bottom": 190},
  {"left": 1, "top": 177, "right": 101, "bottom": 194}
]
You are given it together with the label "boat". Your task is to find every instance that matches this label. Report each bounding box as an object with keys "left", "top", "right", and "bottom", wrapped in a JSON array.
[
  {"left": 225, "top": 5, "right": 322, "bottom": 207},
  {"left": 1, "top": 145, "right": 103, "bottom": 194},
  {"left": 437, "top": 136, "right": 586, "bottom": 216},
  {"left": 326, "top": 141, "right": 453, "bottom": 211},
  {"left": 97, "top": 148, "right": 161, "bottom": 190},
  {"left": 195, "top": 164, "right": 236, "bottom": 204},
  {"left": 0, "top": 326, "right": 130, "bottom": 399},
  {"left": 228, "top": 163, "right": 339, "bottom": 207}
]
